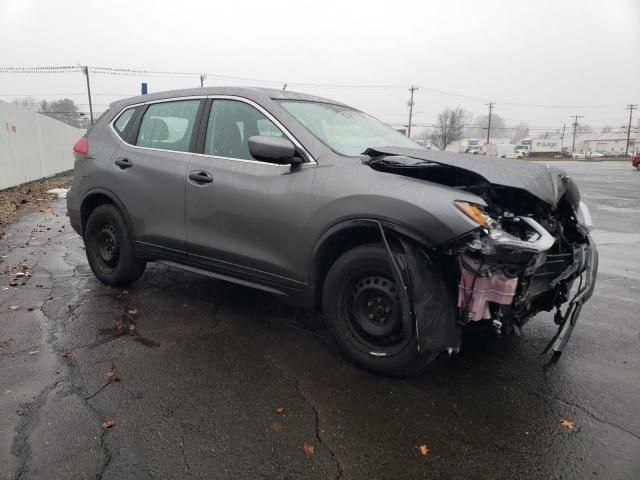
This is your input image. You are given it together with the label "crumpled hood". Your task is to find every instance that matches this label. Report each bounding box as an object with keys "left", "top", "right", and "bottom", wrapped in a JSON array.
[{"left": 364, "top": 147, "right": 578, "bottom": 206}]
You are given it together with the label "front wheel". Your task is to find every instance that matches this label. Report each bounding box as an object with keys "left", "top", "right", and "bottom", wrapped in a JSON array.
[
  {"left": 322, "top": 245, "right": 439, "bottom": 377},
  {"left": 84, "top": 204, "right": 146, "bottom": 287}
]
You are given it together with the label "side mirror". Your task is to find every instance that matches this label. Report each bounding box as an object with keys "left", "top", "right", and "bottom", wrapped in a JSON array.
[{"left": 248, "top": 136, "right": 301, "bottom": 165}]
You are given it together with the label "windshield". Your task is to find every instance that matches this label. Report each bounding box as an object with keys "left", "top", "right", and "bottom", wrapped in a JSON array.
[{"left": 279, "top": 100, "right": 423, "bottom": 156}]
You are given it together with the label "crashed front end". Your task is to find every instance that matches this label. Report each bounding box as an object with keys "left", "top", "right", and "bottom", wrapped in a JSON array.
[
  {"left": 364, "top": 148, "right": 598, "bottom": 362},
  {"left": 449, "top": 195, "right": 597, "bottom": 361}
]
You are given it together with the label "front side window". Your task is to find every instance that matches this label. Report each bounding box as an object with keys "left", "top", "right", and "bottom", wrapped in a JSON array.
[
  {"left": 136, "top": 100, "right": 200, "bottom": 152},
  {"left": 204, "top": 100, "right": 283, "bottom": 160},
  {"left": 279, "top": 100, "right": 422, "bottom": 156}
]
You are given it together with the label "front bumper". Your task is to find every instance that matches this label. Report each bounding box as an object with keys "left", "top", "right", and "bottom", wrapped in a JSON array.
[{"left": 543, "top": 233, "right": 598, "bottom": 361}]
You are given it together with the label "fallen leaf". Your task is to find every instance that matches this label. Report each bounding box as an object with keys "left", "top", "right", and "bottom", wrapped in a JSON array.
[
  {"left": 0, "top": 340, "right": 9, "bottom": 347},
  {"left": 418, "top": 444, "right": 430, "bottom": 456},
  {"left": 271, "top": 422, "right": 284, "bottom": 432},
  {"left": 102, "top": 420, "right": 116, "bottom": 429},
  {"left": 29, "top": 350, "right": 39, "bottom": 355},
  {"left": 276, "top": 407, "right": 285, "bottom": 414},
  {"left": 127, "top": 323, "right": 136, "bottom": 333},
  {"left": 303, "top": 442, "right": 315, "bottom": 455},
  {"left": 127, "top": 308, "right": 138, "bottom": 316},
  {"left": 61, "top": 351, "right": 72, "bottom": 358},
  {"left": 560, "top": 419, "right": 577, "bottom": 431},
  {"left": 8, "top": 305, "right": 20, "bottom": 310},
  {"left": 106, "top": 371, "right": 121, "bottom": 382}
]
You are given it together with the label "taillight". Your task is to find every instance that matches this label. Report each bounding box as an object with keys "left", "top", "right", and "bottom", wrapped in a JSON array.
[{"left": 73, "top": 137, "right": 89, "bottom": 155}]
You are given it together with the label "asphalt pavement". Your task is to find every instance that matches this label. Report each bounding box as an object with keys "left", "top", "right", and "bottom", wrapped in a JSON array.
[{"left": 1, "top": 160, "right": 639, "bottom": 480}]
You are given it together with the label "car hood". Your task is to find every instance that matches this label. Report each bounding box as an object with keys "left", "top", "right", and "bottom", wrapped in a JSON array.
[{"left": 363, "top": 147, "right": 578, "bottom": 206}]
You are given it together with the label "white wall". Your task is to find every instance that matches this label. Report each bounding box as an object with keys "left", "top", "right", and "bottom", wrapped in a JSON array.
[{"left": 0, "top": 101, "right": 84, "bottom": 190}]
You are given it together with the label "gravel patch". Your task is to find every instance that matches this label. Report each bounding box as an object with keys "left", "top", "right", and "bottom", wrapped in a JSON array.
[{"left": 0, "top": 172, "right": 73, "bottom": 236}]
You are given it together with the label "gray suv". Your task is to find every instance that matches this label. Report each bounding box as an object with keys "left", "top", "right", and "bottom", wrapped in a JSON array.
[{"left": 68, "top": 87, "right": 597, "bottom": 376}]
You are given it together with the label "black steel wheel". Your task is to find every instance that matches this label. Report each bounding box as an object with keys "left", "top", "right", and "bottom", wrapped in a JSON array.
[
  {"left": 322, "top": 244, "right": 440, "bottom": 377},
  {"left": 341, "top": 273, "right": 408, "bottom": 355},
  {"left": 84, "top": 204, "right": 146, "bottom": 286}
]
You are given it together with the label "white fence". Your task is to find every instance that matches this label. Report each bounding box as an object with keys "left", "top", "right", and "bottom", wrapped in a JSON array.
[{"left": 0, "top": 101, "right": 84, "bottom": 190}]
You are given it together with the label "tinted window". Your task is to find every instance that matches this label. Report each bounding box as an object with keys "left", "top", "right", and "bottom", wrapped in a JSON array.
[
  {"left": 136, "top": 100, "right": 200, "bottom": 152},
  {"left": 114, "top": 108, "right": 135, "bottom": 136},
  {"left": 204, "top": 100, "right": 283, "bottom": 160}
]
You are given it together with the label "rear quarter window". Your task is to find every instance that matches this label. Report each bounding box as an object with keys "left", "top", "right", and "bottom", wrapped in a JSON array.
[{"left": 113, "top": 108, "right": 135, "bottom": 138}]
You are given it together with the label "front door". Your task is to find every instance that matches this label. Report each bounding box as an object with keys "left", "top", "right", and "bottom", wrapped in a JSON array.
[{"left": 185, "top": 98, "right": 315, "bottom": 289}]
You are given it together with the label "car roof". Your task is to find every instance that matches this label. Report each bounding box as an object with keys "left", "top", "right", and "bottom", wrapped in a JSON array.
[{"left": 109, "top": 87, "right": 349, "bottom": 111}]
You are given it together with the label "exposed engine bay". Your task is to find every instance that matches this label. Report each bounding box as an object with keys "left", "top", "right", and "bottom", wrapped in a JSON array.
[{"left": 364, "top": 147, "right": 598, "bottom": 363}]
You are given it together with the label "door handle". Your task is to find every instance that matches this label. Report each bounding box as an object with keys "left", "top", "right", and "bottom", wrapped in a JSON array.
[
  {"left": 115, "top": 158, "right": 132, "bottom": 169},
  {"left": 188, "top": 171, "right": 213, "bottom": 184}
]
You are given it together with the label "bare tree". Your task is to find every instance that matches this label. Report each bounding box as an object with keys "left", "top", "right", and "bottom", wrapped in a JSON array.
[
  {"left": 430, "top": 107, "right": 468, "bottom": 151},
  {"left": 511, "top": 122, "right": 530, "bottom": 141},
  {"left": 469, "top": 113, "right": 506, "bottom": 139},
  {"left": 39, "top": 98, "right": 89, "bottom": 128},
  {"left": 10, "top": 96, "right": 38, "bottom": 111},
  {"left": 576, "top": 123, "right": 593, "bottom": 136}
]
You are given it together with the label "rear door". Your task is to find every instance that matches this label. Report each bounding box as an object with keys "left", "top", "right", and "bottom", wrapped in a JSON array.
[
  {"left": 108, "top": 98, "right": 204, "bottom": 258},
  {"left": 185, "top": 97, "right": 316, "bottom": 289}
]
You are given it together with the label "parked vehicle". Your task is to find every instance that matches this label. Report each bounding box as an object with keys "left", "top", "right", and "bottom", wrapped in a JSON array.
[
  {"left": 486, "top": 143, "right": 523, "bottom": 159},
  {"left": 529, "top": 139, "right": 567, "bottom": 157},
  {"left": 632, "top": 152, "right": 640, "bottom": 169},
  {"left": 68, "top": 87, "right": 598, "bottom": 376},
  {"left": 589, "top": 151, "right": 605, "bottom": 159}
]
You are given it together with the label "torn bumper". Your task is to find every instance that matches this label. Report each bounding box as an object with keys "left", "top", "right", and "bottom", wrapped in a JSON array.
[{"left": 543, "top": 233, "right": 598, "bottom": 360}]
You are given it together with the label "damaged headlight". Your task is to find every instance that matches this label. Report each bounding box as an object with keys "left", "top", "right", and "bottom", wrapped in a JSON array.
[
  {"left": 575, "top": 201, "right": 594, "bottom": 232},
  {"left": 454, "top": 201, "right": 490, "bottom": 226}
]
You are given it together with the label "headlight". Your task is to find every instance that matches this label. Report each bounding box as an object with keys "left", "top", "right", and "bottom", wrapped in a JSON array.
[
  {"left": 576, "top": 201, "right": 594, "bottom": 232},
  {"left": 454, "top": 201, "right": 490, "bottom": 226}
]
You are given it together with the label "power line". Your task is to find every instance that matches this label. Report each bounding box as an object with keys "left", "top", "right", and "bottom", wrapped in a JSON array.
[{"left": 0, "top": 64, "right": 630, "bottom": 109}]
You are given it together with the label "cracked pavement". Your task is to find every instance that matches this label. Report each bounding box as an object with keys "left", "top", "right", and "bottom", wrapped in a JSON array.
[{"left": 1, "top": 161, "right": 639, "bottom": 479}]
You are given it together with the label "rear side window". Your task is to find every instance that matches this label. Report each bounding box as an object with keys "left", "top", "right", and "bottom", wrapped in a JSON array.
[
  {"left": 136, "top": 100, "right": 200, "bottom": 152},
  {"left": 113, "top": 108, "right": 135, "bottom": 137}
]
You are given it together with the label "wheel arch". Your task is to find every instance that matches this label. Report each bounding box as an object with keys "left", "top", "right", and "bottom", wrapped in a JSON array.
[
  {"left": 310, "top": 219, "right": 433, "bottom": 310},
  {"left": 80, "top": 188, "right": 133, "bottom": 238}
]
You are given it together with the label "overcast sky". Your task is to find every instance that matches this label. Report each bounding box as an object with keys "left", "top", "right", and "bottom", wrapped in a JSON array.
[{"left": 1, "top": 0, "right": 639, "bottom": 134}]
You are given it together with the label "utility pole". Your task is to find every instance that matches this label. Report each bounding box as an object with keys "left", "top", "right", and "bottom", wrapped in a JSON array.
[
  {"left": 625, "top": 104, "right": 637, "bottom": 155},
  {"left": 82, "top": 66, "right": 94, "bottom": 126},
  {"left": 200, "top": 74, "right": 206, "bottom": 87},
  {"left": 571, "top": 115, "right": 583, "bottom": 153},
  {"left": 485, "top": 101, "right": 495, "bottom": 146},
  {"left": 407, "top": 86, "right": 418, "bottom": 138},
  {"left": 561, "top": 123, "right": 566, "bottom": 149}
]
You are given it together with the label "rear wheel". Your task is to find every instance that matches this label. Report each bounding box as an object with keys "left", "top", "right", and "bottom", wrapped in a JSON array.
[
  {"left": 322, "top": 245, "right": 439, "bottom": 377},
  {"left": 84, "top": 204, "right": 146, "bottom": 286}
]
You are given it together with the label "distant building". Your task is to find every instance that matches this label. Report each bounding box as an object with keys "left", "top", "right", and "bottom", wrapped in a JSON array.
[{"left": 575, "top": 123, "right": 639, "bottom": 154}]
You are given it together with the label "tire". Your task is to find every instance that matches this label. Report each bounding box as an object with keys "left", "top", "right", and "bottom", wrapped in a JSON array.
[
  {"left": 84, "top": 204, "right": 146, "bottom": 287},
  {"left": 322, "top": 245, "right": 440, "bottom": 377}
]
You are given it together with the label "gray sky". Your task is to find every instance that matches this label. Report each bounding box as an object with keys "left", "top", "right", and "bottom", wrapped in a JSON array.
[{"left": 1, "top": 0, "right": 639, "bottom": 133}]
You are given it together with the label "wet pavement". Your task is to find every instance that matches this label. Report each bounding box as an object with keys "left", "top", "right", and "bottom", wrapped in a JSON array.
[{"left": 1, "top": 160, "right": 639, "bottom": 480}]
